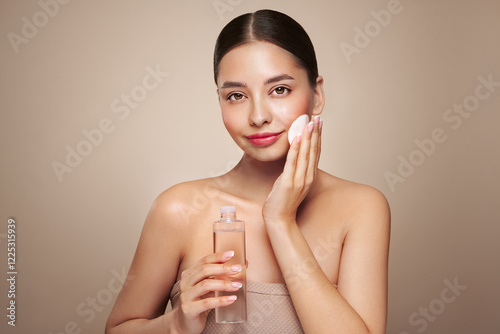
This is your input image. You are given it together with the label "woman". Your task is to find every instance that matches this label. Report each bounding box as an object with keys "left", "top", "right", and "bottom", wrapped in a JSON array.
[{"left": 106, "top": 9, "right": 390, "bottom": 334}]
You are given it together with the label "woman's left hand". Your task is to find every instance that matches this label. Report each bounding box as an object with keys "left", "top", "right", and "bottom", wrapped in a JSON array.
[{"left": 262, "top": 115, "right": 323, "bottom": 225}]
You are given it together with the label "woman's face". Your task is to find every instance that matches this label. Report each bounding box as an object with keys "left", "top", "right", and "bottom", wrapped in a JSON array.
[{"left": 216, "top": 41, "right": 324, "bottom": 162}]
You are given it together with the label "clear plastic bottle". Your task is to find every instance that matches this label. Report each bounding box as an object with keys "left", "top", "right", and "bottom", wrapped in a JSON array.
[{"left": 213, "top": 206, "right": 247, "bottom": 323}]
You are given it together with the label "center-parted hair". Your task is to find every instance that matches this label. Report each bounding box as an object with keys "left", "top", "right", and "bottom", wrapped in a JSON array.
[{"left": 213, "top": 9, "right": 319, "bottom": 86}]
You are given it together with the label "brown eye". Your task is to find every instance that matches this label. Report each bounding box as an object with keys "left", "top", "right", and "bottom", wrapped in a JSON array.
[
  {"left": 228, "top": 93, "right": 244, "bottom": 101},
  {"left": 273, "top": 87, "right": 290, "bottom": 95}
]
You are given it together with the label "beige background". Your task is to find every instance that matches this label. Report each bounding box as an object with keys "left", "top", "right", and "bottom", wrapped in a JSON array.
[{"left": 1, "top": 0, "right": 499, "bottom": 333}]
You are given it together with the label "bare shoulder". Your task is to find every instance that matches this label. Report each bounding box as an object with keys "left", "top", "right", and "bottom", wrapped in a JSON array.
[
  {"left": 316, "top": 177, "right": 390, "bottom": 334},
  {"left": 149, "top": 178, "right": 219, "bottom": 227},
  {"left": 317, "top": 170, "right": 389, "bottom": 204},
  {"left": 316, "top": 170, "right": 391, "bottom": 229},
  {"left": 132, "top": 178, "right": 221, "bottom": 268}
]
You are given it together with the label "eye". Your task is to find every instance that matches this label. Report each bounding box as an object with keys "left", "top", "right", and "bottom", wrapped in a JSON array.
[
  {"left": 227, "top": 93, "right": 245, "bottom": 101},
  {"left": 272, "top": 86, "right": 291, "bottom": 96}
]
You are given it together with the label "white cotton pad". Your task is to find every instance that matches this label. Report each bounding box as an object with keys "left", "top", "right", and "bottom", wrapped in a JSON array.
[{"left": 288, "top": 114, "right": 310, "bottom": 144}]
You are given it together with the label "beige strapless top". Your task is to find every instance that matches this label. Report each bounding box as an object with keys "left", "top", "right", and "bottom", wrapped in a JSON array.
[{"left": 169, "top": 280, "right": 305, "bottom": 333}]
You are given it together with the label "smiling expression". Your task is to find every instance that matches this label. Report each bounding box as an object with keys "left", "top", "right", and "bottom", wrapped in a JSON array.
[{"left": 216, "top": 41, "right": 324, "bottom": 162}]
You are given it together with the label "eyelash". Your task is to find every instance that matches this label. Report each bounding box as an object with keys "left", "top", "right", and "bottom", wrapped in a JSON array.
[
  {"left": 225, "top": 86, "right": 291, "bottom": 101},
  {"left": 227, "top": 92, "right": 245, "bottom": 101},
  {"left": 271, "top": 86, "right": 291, "bottom": 96}
]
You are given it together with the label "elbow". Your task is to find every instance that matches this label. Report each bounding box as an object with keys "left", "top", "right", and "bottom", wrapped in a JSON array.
[
  {"left": 104, "top": 320, "right": 116, "bottom": 334},
  {"left": 366, "top": 321, "right": 387, "bottom": 334},
  {"left": 105, "top": 314, "right": 123, "bottom": 334}
]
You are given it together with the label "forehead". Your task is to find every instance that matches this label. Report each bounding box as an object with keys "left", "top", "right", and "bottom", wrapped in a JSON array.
[{"left": 217, "top": 41, "right": 306, "bottom": 85}]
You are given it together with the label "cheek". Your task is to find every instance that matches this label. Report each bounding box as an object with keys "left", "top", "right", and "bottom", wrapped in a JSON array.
[
  {"left": 221, "top": 108, "right": 241, "bottom": 136},
  {"left": 274, "top": 93, "right": 313, "bottom": 127}
]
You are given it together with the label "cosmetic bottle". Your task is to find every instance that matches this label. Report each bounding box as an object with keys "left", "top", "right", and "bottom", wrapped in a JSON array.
[{"left": 213, "top": 206, "right": 247, "bottom": 323}]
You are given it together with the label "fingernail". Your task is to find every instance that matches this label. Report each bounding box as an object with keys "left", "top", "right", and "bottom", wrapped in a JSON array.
[
  {"left": 231, "top": 282, "right": 243, "bottom": 288},
  {"left": 231, "top": 265, "right": 242, "bottom": 272},
  {"left": 308, "top": 121, "right": 314, "bottom": 132},
  {"left": 296, "top": 134, "right": 301, "bottom": 143},
  {"left": 224, "top": 251, "right": 234, "bottom": 258},
  {"left": 227, "top": 295, "right": 237, "bottom": 301},
  {"left": 319, "top": 119, "right": 323, "bottom": 130},
  {"left": 314, "top": 115, "right": 320, "bottom": 125}
]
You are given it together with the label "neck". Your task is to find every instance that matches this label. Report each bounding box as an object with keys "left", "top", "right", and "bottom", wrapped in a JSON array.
[{"left": 228, "top": 154, "right": 286, "bottom": 201}]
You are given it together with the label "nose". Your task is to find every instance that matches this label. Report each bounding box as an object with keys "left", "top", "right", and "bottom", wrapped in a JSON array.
[{"left": 248, "top": 98, "right": 272, "bottom": 127}]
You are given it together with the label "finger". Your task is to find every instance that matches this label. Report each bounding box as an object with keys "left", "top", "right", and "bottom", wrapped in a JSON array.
[
  {"left": 190, "top": 278, "right": 243, "bottom": 301},
  {"left": 313, "top": 116, "right": 322, "bottom": 170},
  {"left": 182, "top": 277, "right": 243, "bottom": 314},
  {"left": 183, "top": 294, "right": 238, "bottom": 317},
  {"left": 281, "top": 134, "right": 301, "bottom": 183},
  {"left": 182, "top": 262, "right": 243, "bottom": 292},
  {"left": 294, "top": 120, "right": 314, "bottom": 184},
  {"left": 181, "top": 250, "right": 235, "bottom": 279},
  {"left": 180, "top": 262, "right": 243, "bottom": 306},
  {"left": 318, "top": 117, "right": 323, "bottom": 157},
  {"left": 307, "top": 116, "right": 321, "bottom": 180},
  {"left": 316, "top": 117, "right": 323, "bottom": 168}
]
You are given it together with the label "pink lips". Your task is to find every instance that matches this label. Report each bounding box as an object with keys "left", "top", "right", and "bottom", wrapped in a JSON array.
[{"left": 247, "top": 132, "right": 282, "bottom": 147}]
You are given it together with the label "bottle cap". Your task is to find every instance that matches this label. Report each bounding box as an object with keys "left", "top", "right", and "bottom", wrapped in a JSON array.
[{"left": 220, "top": 206, "right": 236, "bottom": 213}]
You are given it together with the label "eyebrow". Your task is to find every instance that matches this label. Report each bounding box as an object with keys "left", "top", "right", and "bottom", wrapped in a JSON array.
[
  {"left": 264, "top": 74, "right": 295, "bottom": 85},
  {"left": 220, "top": 74, "right": 295, "bottom": 89},
  {"left": 220, "top": 81, "right": 246, "bottom": 89}
]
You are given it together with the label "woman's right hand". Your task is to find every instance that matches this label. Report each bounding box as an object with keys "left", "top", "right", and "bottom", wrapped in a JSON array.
[{"left": 173, "top": 250, "right": 243, "bottom": 334}]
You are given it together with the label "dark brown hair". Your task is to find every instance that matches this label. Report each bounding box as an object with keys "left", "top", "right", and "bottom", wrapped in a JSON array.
[{"left": 213, "top": 9, "right": 319, "bottom": 86}]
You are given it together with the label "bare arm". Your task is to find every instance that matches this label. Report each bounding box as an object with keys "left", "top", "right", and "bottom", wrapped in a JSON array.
[
  {"left": 263, "top": 116, "right": 390, "bottom": 333},
  {"left": 266, "top": 187, "right": 390, "bottom": 334},
  {"left": 105, "top": 191, "right": 184, "bottom": 333},
  {"left": 105, "top": 187, "right": 243, "bottom": 334}
]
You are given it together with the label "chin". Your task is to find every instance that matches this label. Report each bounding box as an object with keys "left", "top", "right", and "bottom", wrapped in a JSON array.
[{"left": 245, "top": 146, "right": 288, "bottom": 162}]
